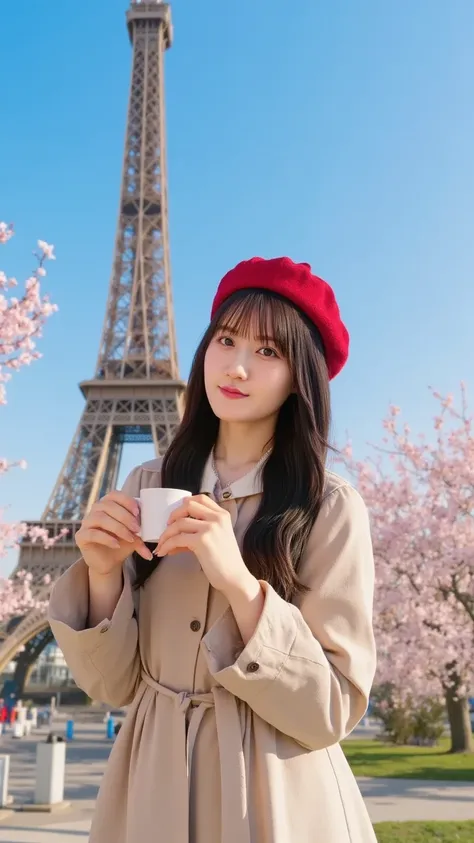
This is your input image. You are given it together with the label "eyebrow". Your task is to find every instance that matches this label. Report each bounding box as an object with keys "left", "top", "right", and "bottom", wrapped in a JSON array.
[{"left": 218, "top": 325, "right": 276, "bottom": 344}]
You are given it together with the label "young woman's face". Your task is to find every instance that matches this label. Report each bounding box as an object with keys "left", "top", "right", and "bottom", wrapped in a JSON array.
[{"left": 204, "top": 322, "right": 293, "bottom": 424}]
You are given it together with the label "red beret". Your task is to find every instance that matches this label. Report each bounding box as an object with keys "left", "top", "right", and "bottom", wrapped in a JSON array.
[{"left": 211, "top": 256, "right": 349, "bottom": 380}]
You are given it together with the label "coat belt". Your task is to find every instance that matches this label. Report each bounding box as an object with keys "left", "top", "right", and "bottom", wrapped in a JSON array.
[{"left": 141, "top": 670, "right": 251, "bottom": 843}]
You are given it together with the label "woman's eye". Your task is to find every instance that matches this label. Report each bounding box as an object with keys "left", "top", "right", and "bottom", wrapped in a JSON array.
[
  {"left": 258, "top": 347, "right": 278, "bottom": 358},
  {"left": 218, "top": 336, "right": 234, "bottom": 347}
]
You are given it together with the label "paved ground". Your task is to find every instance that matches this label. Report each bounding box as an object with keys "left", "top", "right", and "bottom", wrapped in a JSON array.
[
  {"left": 0, "top": 720, "right": 108, "bottom": 807},
  {"left": 0, "top": 819, "right": 90, "bottom": 842},
  {"left": 0, "top": 718, "right": 473, "bottom": 841},
  {"left": 358, "top": 777, "right": 474, "bottom": 824}
]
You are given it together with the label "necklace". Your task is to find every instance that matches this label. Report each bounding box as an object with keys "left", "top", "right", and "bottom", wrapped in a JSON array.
[{"left": 212, "top": 448, "right": 271, "bottom": 491}]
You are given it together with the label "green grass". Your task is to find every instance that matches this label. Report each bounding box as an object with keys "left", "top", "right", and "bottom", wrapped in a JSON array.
[
  {"left": 342, "top": 739, "right": 474, "bottom": 781},
  {"left": 373, "top": 821, "right": 474, "bottom": 842}
]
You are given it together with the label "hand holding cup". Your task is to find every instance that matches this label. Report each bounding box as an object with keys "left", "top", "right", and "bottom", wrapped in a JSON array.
[{"left": 76, "top": 490, "right": 154, "bottom": 576}]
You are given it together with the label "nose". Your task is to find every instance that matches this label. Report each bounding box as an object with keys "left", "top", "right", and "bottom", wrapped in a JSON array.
[
  {"left": 226, "top": 361, "right": 248, "bottom": 381},
  {"left": 225, "top": 348, "right": 249, "bottom": 381}
]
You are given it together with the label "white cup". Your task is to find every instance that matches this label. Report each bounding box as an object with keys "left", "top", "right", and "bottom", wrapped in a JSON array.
[{"left": 134, "top": 487, "right": 191, "bottom": 543}]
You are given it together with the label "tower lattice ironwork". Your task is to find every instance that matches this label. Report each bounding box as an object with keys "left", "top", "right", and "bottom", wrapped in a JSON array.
[{"left": 0, "top": 1, "right": 185, "bottom": 690}]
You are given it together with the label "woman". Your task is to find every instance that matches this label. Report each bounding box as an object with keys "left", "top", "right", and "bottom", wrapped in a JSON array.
[{"left": 49, "top": 256, "right": 377, "bottom": 843}]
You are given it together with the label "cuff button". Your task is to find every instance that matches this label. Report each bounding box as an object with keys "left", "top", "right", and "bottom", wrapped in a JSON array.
[{"left": 246, "top": 662, "right": 260, "bottom": 673}]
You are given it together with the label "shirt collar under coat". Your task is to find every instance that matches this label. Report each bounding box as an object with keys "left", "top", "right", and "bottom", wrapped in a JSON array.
[{"left": 200, "top": 451, "right": 268, "bottom": 501}]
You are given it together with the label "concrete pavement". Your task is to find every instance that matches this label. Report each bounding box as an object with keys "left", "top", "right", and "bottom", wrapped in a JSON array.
[
  {"left": 0, "top": 818, "right": 90, "bottom": 842},
  {"left": 359, "top": 777, "right": 474, "bottom": 823}
]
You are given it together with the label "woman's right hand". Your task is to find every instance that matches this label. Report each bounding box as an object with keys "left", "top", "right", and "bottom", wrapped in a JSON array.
[{"left": 76, "top": 491, "right": 153, "bottom": 575}]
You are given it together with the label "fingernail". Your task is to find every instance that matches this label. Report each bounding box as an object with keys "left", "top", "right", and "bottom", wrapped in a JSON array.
[{"left": 145, "top": 550, "right": 153, "bottom": 561}]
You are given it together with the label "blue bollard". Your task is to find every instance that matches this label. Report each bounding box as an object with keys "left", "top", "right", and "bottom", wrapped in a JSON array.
[
  {"left": 106, "top": 716, "right": 115, "bottom": 740},
  {"left": 66, "top": 719, "right": 75, "bottom": 740}
]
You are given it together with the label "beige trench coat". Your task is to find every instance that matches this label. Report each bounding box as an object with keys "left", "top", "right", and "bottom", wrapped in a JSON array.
[{"left": 49, "top": 455, "right": 378, "bottom": 843}]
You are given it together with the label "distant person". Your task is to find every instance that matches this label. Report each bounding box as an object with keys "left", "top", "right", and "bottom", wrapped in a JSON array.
[{"left": 49, "top": 257, "right": 377, "bottom": 842}]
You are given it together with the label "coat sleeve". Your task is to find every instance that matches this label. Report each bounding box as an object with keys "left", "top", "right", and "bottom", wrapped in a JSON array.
[
  {"left": 47, "top": 465, "right": 144, "bottom": 708},
  {"left": 202, "top": 482, "right": 376, "bottom": 751}
]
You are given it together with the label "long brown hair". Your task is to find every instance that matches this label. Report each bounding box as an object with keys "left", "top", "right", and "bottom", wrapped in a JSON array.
[{"left": 134, "top": 289, "right": 332, "bottom": 599}]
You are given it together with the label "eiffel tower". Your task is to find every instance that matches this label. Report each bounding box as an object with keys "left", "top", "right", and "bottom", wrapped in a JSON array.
[{"left": 0, "top": 1, "right": 185, "bottom": 695}]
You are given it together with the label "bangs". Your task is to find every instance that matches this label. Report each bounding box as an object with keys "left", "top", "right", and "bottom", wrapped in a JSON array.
[{"left": 212, "top": 290, "right": 299, "bottom": 358}]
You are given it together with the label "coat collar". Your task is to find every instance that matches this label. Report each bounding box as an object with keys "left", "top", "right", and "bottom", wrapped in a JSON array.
[{"left": 200, "top": 451, "right": 267, "bottom": 501}]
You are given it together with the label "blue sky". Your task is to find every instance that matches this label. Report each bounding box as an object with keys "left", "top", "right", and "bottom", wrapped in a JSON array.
[{"left": 1, "top": 0, "right": 473, "bottom": 577}]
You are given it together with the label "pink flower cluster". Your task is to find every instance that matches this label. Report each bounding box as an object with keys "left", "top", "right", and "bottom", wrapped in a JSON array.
[
  {"left": 0, "top": 570, "right": 52, "bottom": 624},
  {"left": 1, "top": 224, "right": 64, "bottom": 616},
  {"left": 339, "top": 384, "right": 474, "bottom": 704},
  {"left": 0, "top": 224, "right": 57, "bottom": 406}
]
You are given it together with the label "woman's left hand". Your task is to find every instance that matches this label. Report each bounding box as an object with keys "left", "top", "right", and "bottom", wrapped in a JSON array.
[{"left": 154, "top": 494, "right": 256, "bottom": 598}]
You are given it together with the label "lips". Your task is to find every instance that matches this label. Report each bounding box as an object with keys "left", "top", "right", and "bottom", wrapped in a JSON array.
[{"left": 218, "top": 386, "right": 249, "bottom": 399}]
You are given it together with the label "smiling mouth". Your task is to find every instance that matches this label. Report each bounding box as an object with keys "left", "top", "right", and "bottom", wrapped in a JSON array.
[{"left": 218, "top": 386, "right": 249, "bottom": 399}]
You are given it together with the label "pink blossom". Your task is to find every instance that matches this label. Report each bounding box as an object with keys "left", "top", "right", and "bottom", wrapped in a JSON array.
[
  {"left": 0, "top": 225, "right": 57, "bottom": 407},
  {"left": 0, "top": 571, "right": 47, "bottom": 623},
  {"left": 0, "top": 222, "right": 13, "bottom": 244},
  {"left": 338, "top": 383, "right": 474, "bottom": 704},
  {"left": 37, "top": 240, "right": 55, "bottom": 260},
  {"left": 0, "top": 224, "right": 61, "bottom": 620}
]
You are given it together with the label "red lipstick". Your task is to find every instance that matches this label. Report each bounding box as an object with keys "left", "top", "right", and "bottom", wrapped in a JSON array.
[{"left": 219, "top": 386, "right": 249, "bottom": 399}]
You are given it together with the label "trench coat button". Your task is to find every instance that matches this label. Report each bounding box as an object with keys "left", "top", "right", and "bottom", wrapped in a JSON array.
[
  {"left": 222, "top": 491, "right": 232, "bottom": 499},
  {"left": 100, "top": 625, "right": 110, "bottom": 634},
  {"left": 246, "top": 662, "right": 260, "bottom": 673},
  {"left": 190, "top": 619, "right": 201, "bottom": 632}
]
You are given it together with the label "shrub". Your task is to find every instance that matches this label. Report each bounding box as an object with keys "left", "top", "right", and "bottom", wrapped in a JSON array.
[{"left": 371, "top": 684, "right": 445, "bottom": 745}]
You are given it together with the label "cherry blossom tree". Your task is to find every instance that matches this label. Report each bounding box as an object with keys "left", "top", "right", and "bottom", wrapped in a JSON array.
[
  {"left": 339, "top": 385, "right": 474, "bottom": 752},
  {"left": 0, "top": 571, "right": 52, "bottom": 625},
  {"left": 0, "top": 222, "right": 62, "bottom": 622}
]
